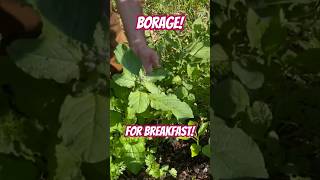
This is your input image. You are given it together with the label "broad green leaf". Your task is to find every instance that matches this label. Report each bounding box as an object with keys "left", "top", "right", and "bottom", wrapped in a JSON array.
[
  {"left": 142, "top": 69, "right": 167, "bottom": 82},
  {"left": 198, "top": 122, "right": 209, "bottom": 136},
  {"left": 143, "top": 82, "right": 161, "bottom": 94},
  {"left": 37, "top": 0, "right": 101, "bottom": 43},
  {"left": 128, "top": 91, "right": 150, "bottom": 114},
  {"left": 121, "top": 138, "right": 145, "bottom": 175},
  {"left": 149, "top": 94, "right": 194, "bottom": 120},
  {"left": 7, "top": 18, "right": 82, "bottom": 83},
  {"left": 247, "top": 8, "right": 270, "bottom": 49},
  {"left": 114, "top": 44, "right": 142, "bottom": 75},
  {"left": 58, "top": 94, "right": 107, "bottom": 163},
  {"left": 212, "top": 117, "right": 269, "bottom": 179},
  {"left": 212, "top": 44, "right": 228, "bottom": 62},
  {"left": 190, "top": 143, "right": 201, "bottom": 157},
  {"left": 112, "top": 71, "right": 136, "bottom": 88},
  {"left": 194, "top": 46, "right": 210, "bottom": 59},
  {"left": 189, "top": 42, "right": 210, "bottom": 59},
  {"left": 213, "top": 79, "right": 250, "bottom": 118},
  {"left": 54, "top": 144, "right": 84, "bottom": 180},
  {"left": 202, "top": 144, "right": 210, "bottom": 157},
  {"left": 232, "top": 61, "right": 264, "bottom": 89}
]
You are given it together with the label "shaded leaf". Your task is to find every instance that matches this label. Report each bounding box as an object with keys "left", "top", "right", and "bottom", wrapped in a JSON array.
[
  {"left": 232, "top": 61, "right": 264, "bottom": 89},
  {"left": 212, "top": 117, "right": 269, "bottom": 179},
  {"left": 213, "top": 79, "right": 250, "bottom": 118},
  {"left": 58, "top": 94, "right": 107, "bottom": 163}
]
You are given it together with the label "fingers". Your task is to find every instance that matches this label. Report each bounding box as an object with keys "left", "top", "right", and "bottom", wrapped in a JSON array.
[
  {"left": 140, "top": 48, "right": 160, "bottom": 75},
  {"left": 144, "top": 62, "right": 153, "bottom": 75},
  {"left": 151, "top": 52, "right": 161, "bottom": 68}
]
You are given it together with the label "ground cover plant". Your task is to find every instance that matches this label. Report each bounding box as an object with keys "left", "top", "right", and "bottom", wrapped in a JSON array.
[
  {"left": 110, "top": 0, "right": 210, "bottom": 179},
  {"left": 211, "top": 0, "right": 320, "bottom": 179}
]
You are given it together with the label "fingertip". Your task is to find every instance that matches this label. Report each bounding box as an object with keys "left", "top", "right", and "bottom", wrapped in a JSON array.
[
  {"left": 145, "top": 64, "right": 153, "bottom": 75},
  {"left": 152, "top": 54, "right": 161, "bottom": 68}
]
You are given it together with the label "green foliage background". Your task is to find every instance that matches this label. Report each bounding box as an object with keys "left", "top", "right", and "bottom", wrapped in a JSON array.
[
  {"left": 0, "top": 0, "right": 108, "bottom": 179},
  {"left": 211, "top": 0, "right": 320, "bottom": 179}
]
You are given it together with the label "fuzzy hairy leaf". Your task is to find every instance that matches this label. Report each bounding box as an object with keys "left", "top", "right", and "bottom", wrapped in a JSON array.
[
  {"left": 58, "top": 93, "right": 107, "bottom": 163},
  {"left": 149, "top": 94, "right": 194, "bottom": 120},
  {"left": 121, "top": 138, "right": 145, "bottom": 175},
  {"left": 112, "top": 72, "right": 136, "bottom": 88},
  {"left": 7, "top": 18, "right": 82, "bottom": 83},
  {"left": 128, "top": 91, "right": 150, "bottom": 114},
  {"left": 114, "top": 44, "right": 142, "bottom": 75},
  {"left": 212, "top": 117, "right": 269, "bottom": 179},
  {"left": 54, "top": 144, "right": 84, "bottom": 180}
]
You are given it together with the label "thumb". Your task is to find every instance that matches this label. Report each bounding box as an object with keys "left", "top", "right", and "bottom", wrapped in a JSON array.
[
  {"left": 151, "top": 52, "right": 161, "bottom": 68},
  {"left": 144, "top": 62, "right": 153, "bottom": 75}
]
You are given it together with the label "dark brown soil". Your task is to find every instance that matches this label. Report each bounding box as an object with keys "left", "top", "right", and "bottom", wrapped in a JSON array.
[{"left": 120, "top": 135, "right": 211, "bottom": 180}]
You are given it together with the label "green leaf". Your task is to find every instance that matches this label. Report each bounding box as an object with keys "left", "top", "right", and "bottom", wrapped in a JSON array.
[
  {"left": 37, "top": 0, "right": 101, "bottom": 43},
  {"left": 172, "top": 76, "right": 182, "bottom": 85},
  {"left": 246, "top": 8, "right": 270, "bottom": 49},
  {"left": 190, "top": 143, "right": 201, "bottom": 157},
  {"left": 189, "top": 42, "right": 210, "bottom": 59},
  {"left": 213, "top": 79, "right": 250, "bottom": 118},
  {"left": 112, "top": 72, "right": 136, "bottom": 88},
  {"left": 198, "top": 122, "right": 209, "bottom": 136},
  {"left": 149, "top": 94, "right": 194, "bottom": 120},
  {"left": 242, "top": 101, "right": 273, "bottom": 137},
  {"left": 262, "top": 10, "right": 287, "bottom": 55},
  {"left": 110, "top": 110, "right": 122, "bottom": 127},
  {"left": 121, "top": 138, "right": 145, "bottom": 175},
  {"left": 143, "top": 69, "right": 167, "bottom": 82},
  {"left": 7, "top": 18, "right": 82, "bottom": 83},
  {"left": 194, "top": 46, "right": 210, "bottom": 59},
  {"left": 54, "top": 144, "right": 84, "bottom": 180},
  {"left": 58, "top": 93, "right": 107, "bottom": 163},
  {"left": 176, "top": 86, "right": 189, "bottom": 99},
  {"left": 202, "top": 145, "right": 210, "bottom": 157},
  {"left": 232, "top": 61, "right": 264, "bottom": 89},
  {"left": 212, "top": 44, "right": 229, "bottom": 62},
  {"left": 143, "top": 82, "right": 161, "bottom": 94},
  {"left": 128, "top": 91, "right": 150, "bottom": 114},
  {"left": 169, "top": 168, "right": 177, "bottom": 178},
  {"left": 212, "top": 117, "right": 269, "bottom": 179},
  {"left": 114, "top": 44, "right": 142, "bottom": 75},
  {"left": 249, "top": 101, "right": 272, "bottom": 128}
]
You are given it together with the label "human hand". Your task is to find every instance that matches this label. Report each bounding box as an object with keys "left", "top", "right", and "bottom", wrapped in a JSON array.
[{"left": 132, "top": 44, "right": 160, "bottom": 75}]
